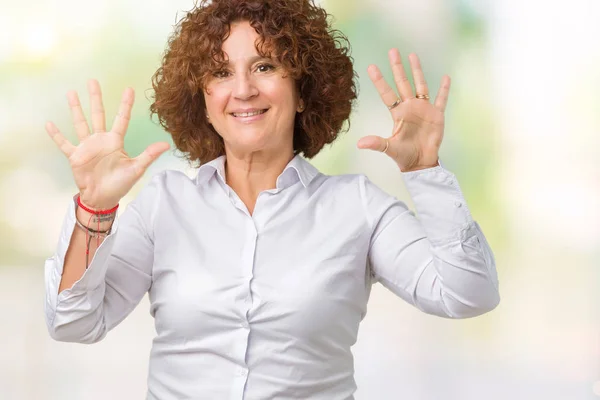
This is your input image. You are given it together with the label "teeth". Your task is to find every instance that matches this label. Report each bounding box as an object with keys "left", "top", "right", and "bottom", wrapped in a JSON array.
[{"left": 232, "top": 110, "right": 266, "bottom": 117}]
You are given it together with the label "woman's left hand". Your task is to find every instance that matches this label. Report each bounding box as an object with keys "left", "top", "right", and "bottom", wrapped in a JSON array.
[{"left": 357, "top": 49, "right": 451, "bottom": 172}]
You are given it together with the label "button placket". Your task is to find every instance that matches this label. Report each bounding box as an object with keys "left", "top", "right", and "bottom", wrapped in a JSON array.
[{"left": 235, "top": 218, "right": 257, "bottom": 385}]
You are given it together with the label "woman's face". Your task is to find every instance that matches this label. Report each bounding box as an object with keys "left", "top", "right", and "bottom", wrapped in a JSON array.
[{"left": 203, "top": 20, "right": 301, "bottom": 156}]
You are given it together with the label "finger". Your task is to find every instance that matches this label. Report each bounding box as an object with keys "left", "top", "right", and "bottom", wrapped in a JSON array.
[
  {"left": 367, "top": 65, "right": 400, "bottom": 110},
  {"left": 357, "top": 135, "right": 388, "bottom": 153},
  {"left": 45, "top": 121, "right": 76, "bottom": 157},
  {"left": 88, "top": 79, "right": 106, "bottom": 133},
  {"left": 389, "top": 49, "right": 413, "bottom": 101},
  {"left": 111, "top": 87, "right": 135, "bottom": 137},
  {"left": 67, "top": 90, "right": 91, "bottom": 142},
  {"left": 408, "top": 53, "right": 429, "bottom": 99},
  {"left": 133, "top": 142, "right": 171, "bottom": 175},
  {"left": 434, "top": 75, "right": 451, "bottom": 112}
]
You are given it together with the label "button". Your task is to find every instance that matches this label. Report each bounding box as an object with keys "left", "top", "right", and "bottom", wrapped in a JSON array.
[
  {"left": 454, "top": 201, "right": 462, "bottom": 208},
  {"left": 241, "top": 320, "right": 249, "bottom": 329},
  {"left": 238, "top": 367, "right": 248, "bottom": 376}
]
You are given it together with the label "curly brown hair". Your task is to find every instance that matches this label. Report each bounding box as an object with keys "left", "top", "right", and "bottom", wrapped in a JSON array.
[{"left": 149, "top": 0, "right": 358, "bottom": 166}]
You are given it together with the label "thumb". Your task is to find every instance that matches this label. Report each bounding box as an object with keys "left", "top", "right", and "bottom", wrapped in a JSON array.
[
  {"left": 133, "top": 141, "right": 171, "bottom": 173},
  {"left": 357, "top": 135, "right": 387, "bottom": 152}
]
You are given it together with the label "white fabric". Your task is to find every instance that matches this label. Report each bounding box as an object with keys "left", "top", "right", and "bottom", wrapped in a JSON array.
[{"left": 45, "top": 154, "right": 499, "bottom": 399}]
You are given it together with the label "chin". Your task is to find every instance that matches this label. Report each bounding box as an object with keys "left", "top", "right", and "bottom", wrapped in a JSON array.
[{"left": 229, "top": 133, "right": 273, "bottom": 153}]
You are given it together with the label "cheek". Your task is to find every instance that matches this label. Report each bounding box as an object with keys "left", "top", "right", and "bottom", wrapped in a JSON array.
[
  {"left": 204, "top": 88, "right": 229, "bottom": 113},
  {"left": 276, "top": 86, "right": 297, "bottom": 106}
]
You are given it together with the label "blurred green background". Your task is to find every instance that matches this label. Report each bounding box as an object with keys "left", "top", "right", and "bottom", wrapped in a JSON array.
[{"left": 1, "top": 0, "right": 599, "bottom": 399}]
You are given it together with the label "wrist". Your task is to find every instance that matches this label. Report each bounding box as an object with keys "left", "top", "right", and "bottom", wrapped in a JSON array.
[
  {"left": 77, "top": 194, "right": 119, "bottom": 214},
  {"left": 400, "top": 164, "right": 439, "bottom": 173},
  {"left": 73, "top": 194, "right": 117, "bottom": 231},
  {"left": 398, "top": 158, "right": 441, "bottom": 173},
  {"left": 75, "top": 206, "right": 116, "bottom": 223},
  {"left": 75, "top": 209, "right": 114, "bottom": 236}
]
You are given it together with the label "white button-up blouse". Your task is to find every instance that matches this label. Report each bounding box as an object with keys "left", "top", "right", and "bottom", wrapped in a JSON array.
[{"left": 44, "top": 154, "right": 499, "bottom": 399}]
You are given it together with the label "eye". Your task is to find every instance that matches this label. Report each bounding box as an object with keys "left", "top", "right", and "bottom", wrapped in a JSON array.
[
  {"left": 256, "top": 63, "right": 275, "bottom": 73},
  {"left": 212, "top": 69, "right": 231, "bottom": 78}
]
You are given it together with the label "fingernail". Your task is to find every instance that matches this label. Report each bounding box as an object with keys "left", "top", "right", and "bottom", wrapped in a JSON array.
[{"left": 367, "top": 65, "right": 380, "bottom": 78}]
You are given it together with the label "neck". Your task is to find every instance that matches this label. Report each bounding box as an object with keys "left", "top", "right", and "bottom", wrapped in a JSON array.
[{"left": 224, "top": 147, "right": 295, "bottom": 212}]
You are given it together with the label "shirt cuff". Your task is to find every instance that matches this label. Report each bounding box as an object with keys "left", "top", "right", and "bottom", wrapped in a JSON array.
[{"left": 400, "top": 160, "right": 474, "bottom": 243}]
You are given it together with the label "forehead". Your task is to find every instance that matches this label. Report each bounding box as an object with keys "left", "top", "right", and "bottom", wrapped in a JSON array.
[{"left": 222, "top": 21, "right": 262, "bottom": 61}]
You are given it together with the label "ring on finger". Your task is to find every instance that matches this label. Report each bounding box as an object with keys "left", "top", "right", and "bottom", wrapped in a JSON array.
[
  {"left": 382, "top": 139, "right": 389, "bottom": 153},
  {"left": 416, "top": 93, "right": 430, "bottom": 100},
  {"left": 387, "top": 98, "right": 401, "bottom": 110}
]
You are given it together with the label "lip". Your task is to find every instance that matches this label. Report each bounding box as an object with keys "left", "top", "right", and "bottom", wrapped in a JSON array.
[{"left": 229, "top": 108, "right": 269, "bottom": 123}]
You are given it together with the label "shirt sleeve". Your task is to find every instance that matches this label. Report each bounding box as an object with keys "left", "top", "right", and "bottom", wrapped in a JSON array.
[
  {"left": 44, "top": 172, "right": 164, "bottom": 343},
  {"left": 361, "top": 164, "right": 500, "bottom": 319}
]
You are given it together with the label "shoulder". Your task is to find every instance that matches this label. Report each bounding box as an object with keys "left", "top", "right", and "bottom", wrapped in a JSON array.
[
  {"left": 307, "top": 172, "right": 365, "bottom": 203},
  {"left": 314, "top": 172, "right": 365, "bottom": 190},
  {"left": 131, "top": 169, "right": 197, "bottom": 206},
  {"left": 313, "top": 172, "right": 394, "bottom": 210},
  {"left": 126, "top": 169, "right": 196, "bottom": 227},
  {"left": 315, "top": 172, "right": 388, "bottom": 199},
  {"left": 158, "top": 168, "right": 197, "bottom": 184},
  {"left": 317, "top": 172, "right": 408, "bottom": 228},
  {"left": 142, "top": 169, "right": 197, "bottom": 191}
]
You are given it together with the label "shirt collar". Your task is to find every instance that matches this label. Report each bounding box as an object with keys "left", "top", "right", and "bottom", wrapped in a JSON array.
[
  {"left": 195, "top": 155, "right": 227, "bottom": 187},
  {"left": 194, "top": 154, "right": 319, "bottom": 190}
]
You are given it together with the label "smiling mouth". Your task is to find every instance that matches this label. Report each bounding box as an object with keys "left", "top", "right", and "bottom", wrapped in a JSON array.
[{"left": 231, "top": 109, "right": 268, "bottom": 118}]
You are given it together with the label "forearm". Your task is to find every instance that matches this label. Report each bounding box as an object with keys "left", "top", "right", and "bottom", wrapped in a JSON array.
[
  {"left": 58, "top": 206, "right": 115, "bottom": 294},
  {"left": 46, "top": 201, "right": 119, "bottom": 343},
  {"left": 401, "top": 165, "right": 499, "bottom": 315},
  {"left": 427, "top": 222, "right": 499, "bottom": 317},
  {"left": 369, "top": 210, "right": 499, "bottom": 319},
  {"left": 366, "top": 164, "right": 499, "bottom": 318},
  {"left": 401, "top": 164, "right": 473, "bottom": 241}
]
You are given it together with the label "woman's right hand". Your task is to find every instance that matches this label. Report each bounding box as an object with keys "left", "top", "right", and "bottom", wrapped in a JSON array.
[{"left": 46, "top": 79, "right": 171, "bottom": 211}]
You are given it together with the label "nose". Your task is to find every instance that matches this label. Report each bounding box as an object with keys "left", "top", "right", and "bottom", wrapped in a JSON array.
[{"left": 232, "top": 73, "right": 259, "bottom": 100}]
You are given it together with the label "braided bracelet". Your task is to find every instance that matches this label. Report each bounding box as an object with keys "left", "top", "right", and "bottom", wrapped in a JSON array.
[
  {"left": 74, "top": 215, "right": 112, "bottom": 237},
  {"left": 73, "top": 194, "right": 119, "bottom": 268}
]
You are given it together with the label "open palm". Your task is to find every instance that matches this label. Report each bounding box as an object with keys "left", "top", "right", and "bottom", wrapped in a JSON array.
[
  {"left": 357, "top": 50, "right": 450, "bottom": 172},
  {"left": 46, "top": 79, "right": 170, "bottom": 210}
]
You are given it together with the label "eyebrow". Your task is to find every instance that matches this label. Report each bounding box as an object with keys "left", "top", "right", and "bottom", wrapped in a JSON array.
[{"left": 222, "top": 55, "right": 274, "bottom": 66}]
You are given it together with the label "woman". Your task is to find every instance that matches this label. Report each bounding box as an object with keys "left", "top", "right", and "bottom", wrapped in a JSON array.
[{"left": 44, "top": 0, "right": 500, "bottom": 398}]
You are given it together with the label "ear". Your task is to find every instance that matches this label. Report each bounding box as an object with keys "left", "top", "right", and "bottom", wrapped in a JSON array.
[{"left": 297, "top": 99, "right": 305, "bottom": 113}]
